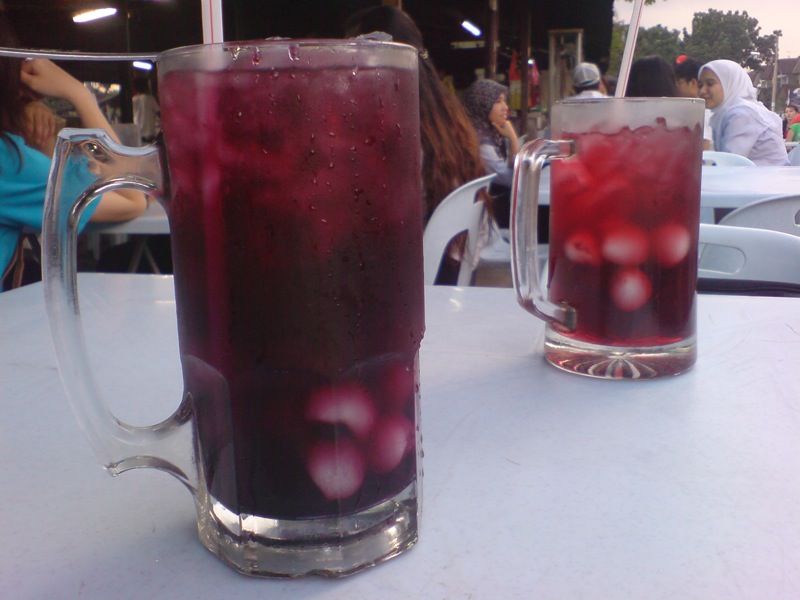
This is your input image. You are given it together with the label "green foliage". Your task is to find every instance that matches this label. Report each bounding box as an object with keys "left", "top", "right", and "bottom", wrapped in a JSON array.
[
  {"left": 608, "top": 24, "right": 681, "bottom": 76},
  {"left": 682, "top": 9, "right": 779, "bottom": 69},
  {"left": 636, "top": 25, "right": 682, "bottom": 63},
  {"left": 608, "top": 8, "right": 780, "bottom": 76}
]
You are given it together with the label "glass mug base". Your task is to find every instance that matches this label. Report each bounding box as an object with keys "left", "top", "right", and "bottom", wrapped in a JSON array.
[
  {"left": 544, "top": 328, "right": 697, "bottom": 380},
  {"left": 194, "top": 481, "right": 419, "bottom": 578}
]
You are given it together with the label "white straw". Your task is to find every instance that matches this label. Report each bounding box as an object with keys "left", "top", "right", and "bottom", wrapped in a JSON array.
[
  {"left": 615, "top": 0, "right": 645, "bottom": 97},
  {"left": 201, "top": 0, "right": 224, "bottom": 44}
]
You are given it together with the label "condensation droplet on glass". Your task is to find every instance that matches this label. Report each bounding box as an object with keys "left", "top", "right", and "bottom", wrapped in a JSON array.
[
  {"left": 288, "top": 45, "right": 300, "bottom": 61},
  {"left": 252, "top": 47, "right": 262, "bottom": 65}
]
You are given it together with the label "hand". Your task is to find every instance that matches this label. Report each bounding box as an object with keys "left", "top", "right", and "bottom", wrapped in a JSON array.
[
  {"left": 22, "top": 100, "right": 55, "bottom": 150},
  {"left": 19, "top": 59, "right": 88, "bottom": 105},
  {"left": 492, "top": 118, "right": 517, "bottom": 141}
]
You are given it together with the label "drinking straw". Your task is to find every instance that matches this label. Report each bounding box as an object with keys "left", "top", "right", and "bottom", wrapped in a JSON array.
[
  {"left": 615, "top": 0, "right": 645, "bottom": 97},
  {"left": 201, "top": 0, "right": 224, "bottom": 44}
]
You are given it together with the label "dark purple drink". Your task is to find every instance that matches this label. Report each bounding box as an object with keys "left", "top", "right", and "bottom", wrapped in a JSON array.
[{"left": 159, "top": 55, "right": 423, "bottom": 521}]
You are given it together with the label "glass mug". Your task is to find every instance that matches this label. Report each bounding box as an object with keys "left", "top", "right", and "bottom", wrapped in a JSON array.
[
  {"left": 42, "top": 40, "right": 424, "bottom": 577},
  {"left": 511, "top": 98, "right": 705, "bottom": 379}
]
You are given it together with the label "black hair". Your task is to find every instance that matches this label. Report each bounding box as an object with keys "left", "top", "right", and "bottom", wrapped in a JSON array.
[
  {"left": 626, "top": 55, "right": 679, "bottom": 98},
  {"left": 0, "top": 11, "right": 26, "bottom": 169},
  {"left": 673, "top": 56, "right": 703, "bottom": 83}
]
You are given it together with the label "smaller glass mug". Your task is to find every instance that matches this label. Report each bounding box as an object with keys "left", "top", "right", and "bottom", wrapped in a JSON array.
[
  {"left": 511, "top": 97, "right": 705, "bottom": 379},
  {"left": 42, "top": 39, "right": 424, "bottom": 577}
]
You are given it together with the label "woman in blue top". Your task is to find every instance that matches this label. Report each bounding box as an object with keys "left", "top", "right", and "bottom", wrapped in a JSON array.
[
  {"left": 0, "top": 16, "right": 147, "bottom": 288},
  {"left": 698, "top": 59, "right": 789, "bottom": 166}
]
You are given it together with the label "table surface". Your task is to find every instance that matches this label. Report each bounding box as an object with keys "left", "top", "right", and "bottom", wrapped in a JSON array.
[
  {"left": 84, "top": 166, "right": 800, "bottom": 237},
  {"left": 537, "top": 165, "right": 800, "bottom": 209},
  {"left": 85, "top": 199, "right": 169, "bottom": 235},
  {"left": 3, "top": 275, "right": 800, "bottom": 599}
]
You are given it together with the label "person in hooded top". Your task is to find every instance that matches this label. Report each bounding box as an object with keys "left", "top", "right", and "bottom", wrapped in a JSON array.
[
  {"left": 462, "top": 79, "right": 519, "bottom": 229},
  {"left": 462, "top": 79, "right": 519, "bottom": 189},
  {"left": 698, "top": 59, "right": 789, "bottom": 166}
]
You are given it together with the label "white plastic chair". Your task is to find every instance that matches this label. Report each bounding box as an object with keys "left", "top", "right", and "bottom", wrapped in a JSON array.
[
  {"left": 698, "top": 223, "right": 800, "bottom": 289},
  {"left": 716, "top": 195, "right": 800, "bottom": 237},
  {"left": 700, "top": 151, "right": 756, "bottom": 223},
  {"left": 702, "top": 151, "right": 756, "bottom": 167},
  {"left": 423, "top": 174, "right": 495, "bottom": 285}
]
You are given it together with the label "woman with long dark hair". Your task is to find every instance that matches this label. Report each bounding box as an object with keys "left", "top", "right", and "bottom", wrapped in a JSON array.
[
  {"left": 344, "top": 6, "right": 486, "bottom": 224},
  {"left": 626, "top": 55, "right": 680, "bottom": 98},
  {"left": 0, "top": 13, "right": 146, "bottom": 288}
]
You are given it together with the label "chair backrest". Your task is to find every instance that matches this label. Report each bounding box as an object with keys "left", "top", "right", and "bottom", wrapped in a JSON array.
[
  {"left": 717, "top": 194, "right": 800, "bottom": 237},
  {"left": 698, "top": 223, "right": 800, "bottom": 286},
  {"left": 702, "top": 151, "right": 756, "bottom": 167},
  {"left": 422, "top": 174, "right": 495, "bottom": 285}
]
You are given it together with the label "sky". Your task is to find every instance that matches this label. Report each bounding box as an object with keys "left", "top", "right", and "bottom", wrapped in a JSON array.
[{"left": 612, "top": 0, "right": 797, "bottom": 59}]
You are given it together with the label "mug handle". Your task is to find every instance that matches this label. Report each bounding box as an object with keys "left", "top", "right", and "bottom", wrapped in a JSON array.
[
  {"left": 510, "top": 139, "right": 577, "bottom": 331},
  {"left": 42, "top": 128, "right": 197, "bottom": 491}
]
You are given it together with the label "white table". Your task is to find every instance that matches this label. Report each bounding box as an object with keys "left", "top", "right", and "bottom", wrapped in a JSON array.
[
  {"left": 2, "top": 275, "right": 800, "bottom": 599},
  {"left": 85, "top": 201, "right": 170, "bottom": 272},
  {"left": 537, "top": 165, "right": 800, "bottom": 215},
  {"left": 85, "top": 199, "right": 170, "bottom": 235},
  {"left": 83, "top": 165, "right": 800, "bottom": 238}
]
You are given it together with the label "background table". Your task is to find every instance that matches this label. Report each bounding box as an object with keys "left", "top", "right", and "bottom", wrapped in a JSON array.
[
  {"left": 85, "top": 200, "right": 170, "bottom": 272},
  {"left": 2, "top": 275, "right": 800, "bottom": 599},
  {"left": 537, "top": 165, "right": 800, "bottom": 213}
]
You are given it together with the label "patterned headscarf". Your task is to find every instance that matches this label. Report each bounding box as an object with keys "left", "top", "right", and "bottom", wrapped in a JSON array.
[{"left": 463, "top": 79, "right": 508, "bottom": 158}]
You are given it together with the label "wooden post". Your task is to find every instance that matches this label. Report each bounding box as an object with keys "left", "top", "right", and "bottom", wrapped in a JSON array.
[
  {"left": 486, "top": 0, "right": 499, "bottom": 79},
  {"left": 518, "top": 0, "right": 532, "bottom": 138}
]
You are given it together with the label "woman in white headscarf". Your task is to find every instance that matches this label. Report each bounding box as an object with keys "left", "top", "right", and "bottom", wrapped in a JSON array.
[{"left": 698, "top": 59, "right": 788, "bottom": 166}]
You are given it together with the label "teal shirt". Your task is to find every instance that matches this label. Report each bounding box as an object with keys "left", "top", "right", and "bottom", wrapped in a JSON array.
[{"left": 0, "top": 133, "right": 98, "bottom": 283}]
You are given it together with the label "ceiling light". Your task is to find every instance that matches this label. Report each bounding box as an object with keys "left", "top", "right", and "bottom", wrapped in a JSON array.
[
  {"left": 73, "top": 8, "right": 118, "bottom": 23},
  {"left": 461, "top": 20, "right": 482, "bottom": 37}
]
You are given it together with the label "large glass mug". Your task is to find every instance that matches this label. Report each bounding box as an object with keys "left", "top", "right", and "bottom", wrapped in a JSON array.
[
  {"left": 42, "top": 40, "right": 424, "bottom": 577},
  {"left": 511, "top": 97, "right": 705, "bottom": 379}
]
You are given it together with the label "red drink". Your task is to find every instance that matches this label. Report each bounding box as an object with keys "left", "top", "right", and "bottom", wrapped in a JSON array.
[
  {"left": 511, "top": 98, "right": 704, "bottom": 379},
  {"left": 548, "top": 124, "right": 701, "bottom": 347},
  {"left": 159, "top": 54, "right": 423, "bottom": 521}
]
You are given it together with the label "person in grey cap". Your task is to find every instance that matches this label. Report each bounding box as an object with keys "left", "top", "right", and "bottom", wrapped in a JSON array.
[{"left": 571, "top": 62, "right": 607, "bottom": 99}]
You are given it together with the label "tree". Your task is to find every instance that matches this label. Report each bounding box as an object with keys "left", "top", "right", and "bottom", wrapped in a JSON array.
[
  {"left": 608, "top": 23, "right": 681, "bottom": 76},
  {"left": 682, "top": 9, "right": 779, "bottom": 70},
  {"left": 634, "top": 25, "right": 682, "bottom": 63}
]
